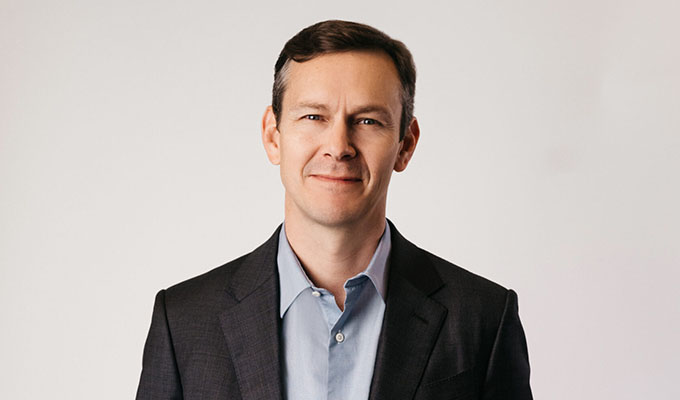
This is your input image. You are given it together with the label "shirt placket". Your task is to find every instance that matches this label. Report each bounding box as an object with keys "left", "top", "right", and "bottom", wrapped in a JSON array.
[{"left": 316, "top": 278, "right": 366, "bottom": 400}]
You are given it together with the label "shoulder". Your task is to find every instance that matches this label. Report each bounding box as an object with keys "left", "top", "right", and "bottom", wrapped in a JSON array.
[
  {"left": 161, "top": 225, "right": 282, "bottom": 312},
  {"left": 164, "top": 254, "right": 248, "bottom": 301},
  {"left": 388, "top": 221, "right": 509, "bottom": 305},
  {"left": 388, "top": 221, "right": 511, "bottom": 322},
  {"left": 397, "top": 241, "right": 518, "bottom": 351},
  {"left": 421, "top": 248, "right": 510, "bottom": 318},
  {"left": 425, "top": 249, "right": 508, "bottom": 303}
]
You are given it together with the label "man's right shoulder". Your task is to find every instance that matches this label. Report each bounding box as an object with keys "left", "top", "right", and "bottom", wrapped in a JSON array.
[
  {"left": 160, "top": 225, "right": 282, "bottom": 307},
  {"left": 165, "top": 253, "right": 249, "bottom": 294}
]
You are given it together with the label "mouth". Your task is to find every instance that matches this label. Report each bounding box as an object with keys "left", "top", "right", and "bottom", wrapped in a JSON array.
[{"left": 310, "top": 174, "right": 362, "bottom": 183}]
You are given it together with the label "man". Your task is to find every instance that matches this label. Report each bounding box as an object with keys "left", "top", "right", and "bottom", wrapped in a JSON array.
[{"left": 137, "top": 20, "right": 532, "bottom": 400}]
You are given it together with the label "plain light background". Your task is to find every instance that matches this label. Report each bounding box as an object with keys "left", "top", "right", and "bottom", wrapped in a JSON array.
[{"left": 1, "top": 0, "right": 678, "bottom": 398}]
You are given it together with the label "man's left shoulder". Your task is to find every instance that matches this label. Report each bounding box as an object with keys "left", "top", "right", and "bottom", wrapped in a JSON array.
[
  {"left": 424, "top": 249, "right": 509, "bottom": 304},
  {"left": 412, "top": 245, "right": 521, "bottom": 343},
  {"left": 389, "top": 222, "right": 510, "bottom": 310},
  {"left": 391, "top": 227, "right": 514, "bottom": 321}
]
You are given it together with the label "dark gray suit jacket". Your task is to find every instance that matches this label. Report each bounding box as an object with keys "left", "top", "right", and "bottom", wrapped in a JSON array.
[{"left": 136, "top": 222, "right": 532, "bottom": 399}]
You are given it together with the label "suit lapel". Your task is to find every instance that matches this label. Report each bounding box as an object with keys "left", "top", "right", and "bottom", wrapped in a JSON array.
[
  {"left": 219, "top": 227, "right": 283, "bottom": 400},
  {"left": 369, "top": 221, "right": 447, "bottom": 400}
]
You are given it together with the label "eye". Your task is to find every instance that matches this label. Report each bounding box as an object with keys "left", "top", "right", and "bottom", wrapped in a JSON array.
[
  {"left": 304, "top": 114, "right": 322, "bottom": 121},
  {"left": 357, "top": 118, "right": 379, "bottom": 125}
]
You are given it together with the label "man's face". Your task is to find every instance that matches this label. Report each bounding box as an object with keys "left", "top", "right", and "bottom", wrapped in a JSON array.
[{"left": 262, "top": 50, "right": 418, "bottom": 228}]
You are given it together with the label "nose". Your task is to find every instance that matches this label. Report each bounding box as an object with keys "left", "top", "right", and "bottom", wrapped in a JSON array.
[{"left": 324, "top": 121, "right": 357, "bottom": 160}]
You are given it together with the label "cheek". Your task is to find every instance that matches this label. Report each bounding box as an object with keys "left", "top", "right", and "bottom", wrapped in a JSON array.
[
  {"left": 279, "top": 140, "right": 316, "bottom": 179},
  {"left": 367, "top": 149, "right": 400, "bottom": 183}
]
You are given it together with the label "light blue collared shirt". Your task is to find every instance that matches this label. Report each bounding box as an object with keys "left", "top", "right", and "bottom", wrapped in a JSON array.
[{"left": 277, "top": 222, "right": 391, "bottom": 400}]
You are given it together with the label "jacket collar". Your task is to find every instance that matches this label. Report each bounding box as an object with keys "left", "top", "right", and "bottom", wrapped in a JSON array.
[{"left": 218, "top": 221, "right": 447, "bottom": 400}]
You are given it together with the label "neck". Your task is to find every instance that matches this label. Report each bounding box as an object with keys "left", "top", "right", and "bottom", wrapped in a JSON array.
[{"left": 284, "top": 211, "right": 386, "bottom": 310}]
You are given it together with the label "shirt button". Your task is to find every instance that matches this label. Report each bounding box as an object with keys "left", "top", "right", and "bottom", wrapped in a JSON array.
[
  {"left": 335, "top": 332, "right": 345, "bottom": 343},
  {"left": 311, "top": 291, "right": 321, "bottom": 297}
]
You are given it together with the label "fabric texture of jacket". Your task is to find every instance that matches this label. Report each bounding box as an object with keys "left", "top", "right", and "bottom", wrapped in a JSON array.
[{"left": 136, "top": 221, "right": 533, "bottom": 400}]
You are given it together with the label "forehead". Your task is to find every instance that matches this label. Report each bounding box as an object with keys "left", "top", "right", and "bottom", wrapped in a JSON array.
[{"left": 282, "top": 50, "right": 402, "bottom": 112}]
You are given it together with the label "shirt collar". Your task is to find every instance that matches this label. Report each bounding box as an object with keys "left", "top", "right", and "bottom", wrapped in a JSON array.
[{"left": 277, "top": 221, "right": 391, "bottom": 318}]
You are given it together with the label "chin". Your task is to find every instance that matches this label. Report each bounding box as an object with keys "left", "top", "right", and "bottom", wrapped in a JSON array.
[
  {"left": 303, "top": 206, "right": 368, "bottom": 228},
  {"left": 285, "top": 193, "right": 381, "bottom": 228}
]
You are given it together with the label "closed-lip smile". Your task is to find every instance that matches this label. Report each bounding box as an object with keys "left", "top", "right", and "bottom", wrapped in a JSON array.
[{"left": 310, "top": 174, "right": 362, "bottom": 182}]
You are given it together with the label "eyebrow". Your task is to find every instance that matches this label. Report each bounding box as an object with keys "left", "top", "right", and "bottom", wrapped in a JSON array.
[{"left": 288, "top": 102, "right": 330, "bottom": 114}]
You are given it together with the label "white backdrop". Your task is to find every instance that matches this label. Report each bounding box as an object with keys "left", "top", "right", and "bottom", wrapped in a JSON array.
[{"left": 1, "top": 0, "right": 678, "bottom": 398}]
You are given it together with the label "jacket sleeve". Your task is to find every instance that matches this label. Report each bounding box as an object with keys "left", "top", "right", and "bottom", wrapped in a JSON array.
[
  {"left": 481, "top": 289, "right": 533, "bottom": 400},
  {"left": 136, "top": 290, "right": 183, "bottom": 400}
]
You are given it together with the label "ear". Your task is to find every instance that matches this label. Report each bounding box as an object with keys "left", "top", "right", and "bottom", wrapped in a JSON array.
[
  {"left": 262, "top": 106, "right": 281, "bottom": 165},
  {"left": 394, "top": 117, "right": 420, "bottom": 172}
]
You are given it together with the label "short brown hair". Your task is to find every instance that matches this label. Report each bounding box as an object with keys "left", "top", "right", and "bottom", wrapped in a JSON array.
[{"left": 272, "top": 20, "right": 416, "bottom": 141}]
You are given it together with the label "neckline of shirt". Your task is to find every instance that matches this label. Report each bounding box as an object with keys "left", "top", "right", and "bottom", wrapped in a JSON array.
[{"left": 277, "top": 221, "right": 391, "bottom": 318}]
